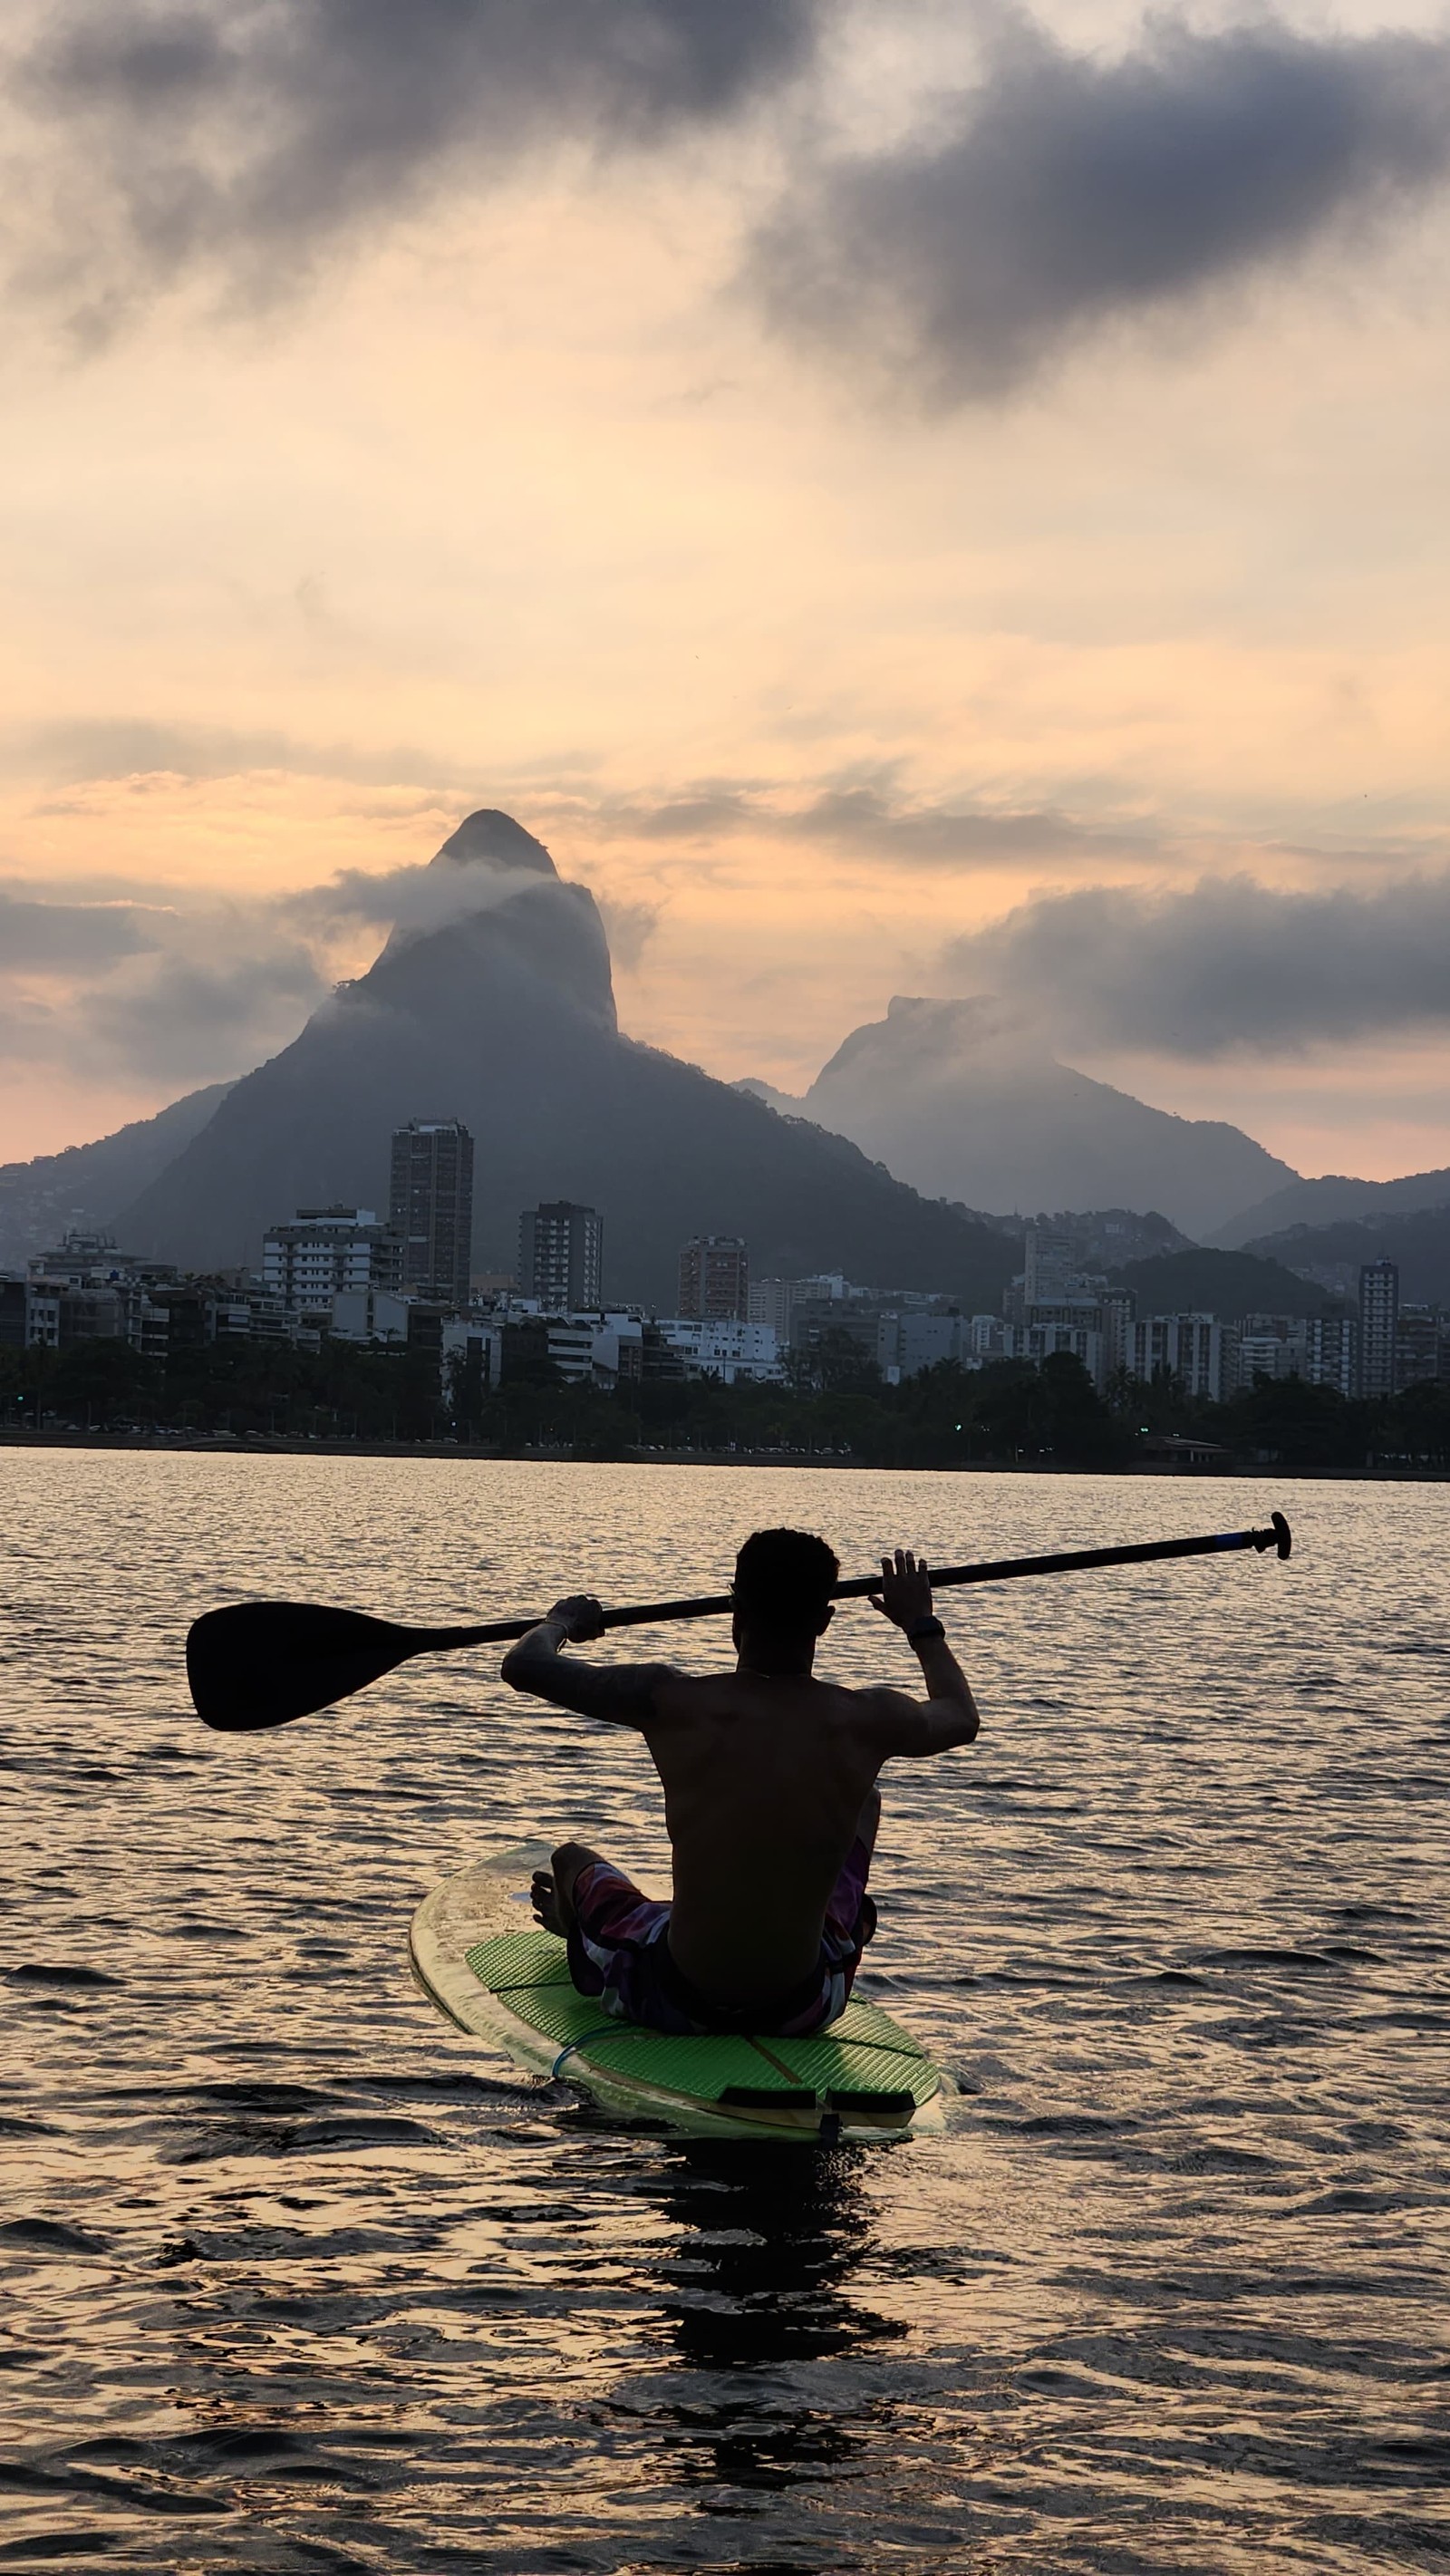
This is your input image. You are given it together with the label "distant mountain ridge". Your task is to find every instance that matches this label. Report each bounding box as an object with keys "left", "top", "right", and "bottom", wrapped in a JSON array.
[
  {"left": 1244, "top": 1206, "right": 1450, "bottom": 1308},
  {"left": 1213, "top": 1164, "right": 1450, "bottom": 1248},
  {"left": 754, "top": 995, "right": 1299, "bottom": 1240},
  {"left": 0, "top": 1082, "right": 232, "bottom": 1270},
  {"left": 1107, "top": 1246, "right": 1339, "bottom": 1321},
  {"left": 108, "top": 810, "right": 1019, "bottom": 1309}
]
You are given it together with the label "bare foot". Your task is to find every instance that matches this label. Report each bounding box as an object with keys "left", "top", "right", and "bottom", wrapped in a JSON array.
[{"left": 531, "top": 1869, "right": 567, "bottom": 1935}]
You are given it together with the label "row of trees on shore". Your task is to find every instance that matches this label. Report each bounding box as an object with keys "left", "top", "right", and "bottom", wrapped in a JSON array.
[{"left": 4, "top": 1326, "right": 1450, "bottom": 1472}]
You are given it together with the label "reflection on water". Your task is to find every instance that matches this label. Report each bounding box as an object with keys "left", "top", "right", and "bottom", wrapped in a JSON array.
[
  {"left": 652, "top": 2148, "right": 901, "bottom": 2375},
  {"left": 2, "top": 1451, "right": 1448, "bottom": 2570}
]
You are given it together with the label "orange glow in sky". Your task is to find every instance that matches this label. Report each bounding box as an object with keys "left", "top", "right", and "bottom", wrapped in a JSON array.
[{"left": 2, "top": 12, "right": 1447, "bottom": 1179}]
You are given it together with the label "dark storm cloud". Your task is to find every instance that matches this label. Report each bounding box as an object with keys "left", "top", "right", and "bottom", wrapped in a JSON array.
[
  {"left": 82, "top": 946, "right": 326, "bottom": 1082},
  {"left": 0, "top": 876, "right": 325, "bottom": 1080},
  {"left": 751, "top": 15, "right": 1450, "bottom": 398},
  {"left": 9, "top": 0, "right": 817, "bottom": 324},
  {"left": 0, "top": 890, "right": 165, "bottom": 970},
  {"left": 941, "top": 873, "right": 1450, "bottom": 1056}
]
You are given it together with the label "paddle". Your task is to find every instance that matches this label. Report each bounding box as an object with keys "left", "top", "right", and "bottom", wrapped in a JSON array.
[{"left": 187, "top": 1509, "right": 1290, "bottom": 1731}]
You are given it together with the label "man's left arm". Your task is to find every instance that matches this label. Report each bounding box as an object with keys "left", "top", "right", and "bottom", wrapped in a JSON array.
[{"left": 500, "top": 1595, "right": 671, "bottom": 1729}]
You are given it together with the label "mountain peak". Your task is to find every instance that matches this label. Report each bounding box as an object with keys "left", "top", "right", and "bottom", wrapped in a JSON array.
[
  {"left": 803, "top": 996, "right": 1297, "bottom": 1238},
  {"left": 434, "top": 809, "right": 557, "bottom": 876}
]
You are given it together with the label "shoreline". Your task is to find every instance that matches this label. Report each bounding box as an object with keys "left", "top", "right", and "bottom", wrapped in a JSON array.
[{"left": 1, "top": 1428, "right": 1445, "bottom": 1479}]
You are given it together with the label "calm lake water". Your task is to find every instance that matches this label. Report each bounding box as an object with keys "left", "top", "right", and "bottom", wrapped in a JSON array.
[{"left": 2, "top": 1452, "right": 1447, "bottom": 2573}]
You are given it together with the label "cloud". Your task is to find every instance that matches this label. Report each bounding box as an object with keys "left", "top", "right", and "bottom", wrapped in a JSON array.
[
  {"left": 940, "top": 872, "right": 1450, "bottom": 1057},
  {"left": 0, "top": 889, "right": 166, "bottom": 970},
  {"left": 81, "top": 945, "right": 327, "bottom": 1083},
  {"left": 0, "top": 878, "right": 327, "bottom": 1082},
  {"left": 779, "top": 784, "right": 1134, "bottom": 863},
  {"left": 0, "top": 717, "right": 468, "bottom": 788},
  {"left": 585, "top": 778, "right": 1139, "bottom": 864},
  {"left": 285, "top": 854, "right": 572, "bottom": 940},
  {"left": 0, "top": 827, "right": 604, "bottom": 1084},
  {"left": 751, "top": 13, "right": 1450, "bottom": 399},
  {"left": 595, "top": 896, "right": 662, "bottom": 971},
  {"left": 6, "top": 0, "right": 817, "bottom": 332}
]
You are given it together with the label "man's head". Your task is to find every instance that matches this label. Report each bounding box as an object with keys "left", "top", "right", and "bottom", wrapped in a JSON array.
[{"left": 731, "top": 1527, "right": 839, "bottom": 1673}]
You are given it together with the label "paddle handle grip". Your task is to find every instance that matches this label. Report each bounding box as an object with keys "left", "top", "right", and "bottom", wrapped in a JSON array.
[{"left": 424, "top": 1514, "right": 1291, "bottom": 1649}]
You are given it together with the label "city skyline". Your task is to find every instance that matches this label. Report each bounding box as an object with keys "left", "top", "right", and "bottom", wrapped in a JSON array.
[{"left": 9, "top": 1182, "right": 1441, "bottom": 1416}]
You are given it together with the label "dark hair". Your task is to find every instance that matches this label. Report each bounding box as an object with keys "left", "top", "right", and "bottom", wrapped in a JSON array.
[{"left": 732, "top": 1527, "right": 839, "bottom": 1634}]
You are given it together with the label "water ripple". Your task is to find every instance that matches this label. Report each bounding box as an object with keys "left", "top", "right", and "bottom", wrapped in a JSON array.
[{"left": 3, "top": 1453, "right": 1448, "bottom": 2571}]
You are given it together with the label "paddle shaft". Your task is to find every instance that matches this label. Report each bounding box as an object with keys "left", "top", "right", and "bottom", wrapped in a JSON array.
[{"left": 409, "top": 1513, "right": 1292, "bottom": 1651}]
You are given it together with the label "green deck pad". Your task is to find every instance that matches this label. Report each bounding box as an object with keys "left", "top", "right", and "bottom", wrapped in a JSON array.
[
  {"left": 462, "top": 1930, "right": 939, "bottom": 2108},
  {"left": 746, "top": 2022, "right": 940, "bottom": 2109},
  {"left": 553, "top": 2021, "right": 813, "bottom": 2097},
  {"left": 468, "top": 1930, "right": 576, "bottom": 1990}
]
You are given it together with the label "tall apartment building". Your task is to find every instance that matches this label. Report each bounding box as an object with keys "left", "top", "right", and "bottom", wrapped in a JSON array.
[
  {"left": 389, "top": 1120, "right": 474, "bottom": 1307},
  {"left": 1304, "top": 1312, "right": 1358, "bottom": 1398},
  {"left": 1395, "top": 1306, "right": 1442, "bottom": 1391},
  {"left": 262, "top": 1207, "right": 404, "bottom": 1310},
  {"left": 678, "top": 1235, "right": 749, "bottom": 1322},
  {"left": 1023, "top": 1222, "right": 1079, "bottom": 1304},
  {"left": 1358, "top": 1258, "right": 1399, "bottom": 1399},
  {"left": 517, "top": 1202, "right": 603, "bottom": 1311}
]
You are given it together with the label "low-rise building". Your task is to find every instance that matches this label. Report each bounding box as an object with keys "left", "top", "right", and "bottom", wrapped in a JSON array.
[
  {"left": 662, "top": 1319, "right": 784, "bottom": 1385},
  {"left": 330, "top": 1289, "right": 411, "bottom": 1344},
  {"left": 1128, "top": 1313, "right": 1237, "bottom": 1406},
  {"left": 27, "top": 1235, "right": 176, "bottom": 1290},
  {"left": 1010, "top": 1319, "right": 1107, "bottom": 1388},
  {"left": 262, "top": 1208, "right": 403, "bottom": 1312},
  {"left": 877, "top": 1311, "right": 966, "bottom": 1382},
  {"left": 440, "top": 1315, "right": 504, "bottom": 1397}
]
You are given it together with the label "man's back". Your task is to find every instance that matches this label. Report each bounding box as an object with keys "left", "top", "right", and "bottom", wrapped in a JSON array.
[{"left": 641, "top": 1669, "right": 886, "bottom": 2001}]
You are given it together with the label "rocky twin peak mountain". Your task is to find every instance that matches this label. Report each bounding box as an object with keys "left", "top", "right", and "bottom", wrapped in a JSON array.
[
  {"left": 115, "top": 811, "right": 1017, "bottom": 1306},
  {"left": 370, "top": 807, "right": 617, "bottom": 1028}
]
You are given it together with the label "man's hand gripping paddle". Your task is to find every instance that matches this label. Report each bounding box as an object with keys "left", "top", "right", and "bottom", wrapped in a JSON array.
[{"left": 185, "top": 1512, "right": 1291, "bottom": 1732}]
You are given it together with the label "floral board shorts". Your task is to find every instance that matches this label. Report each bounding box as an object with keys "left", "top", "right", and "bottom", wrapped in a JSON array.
[{"left": 565, "top": 1830, "right": 878, "bottom": 2039}]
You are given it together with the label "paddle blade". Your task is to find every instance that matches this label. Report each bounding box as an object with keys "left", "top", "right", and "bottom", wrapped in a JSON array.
[{"left": 187, "top": 1602, "right": 425, "bottom": 1731}]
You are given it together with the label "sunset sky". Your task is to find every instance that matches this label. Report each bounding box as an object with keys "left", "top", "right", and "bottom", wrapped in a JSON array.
[{"left": 2, "top": 0, "right": 1448, "bottom": 1177}]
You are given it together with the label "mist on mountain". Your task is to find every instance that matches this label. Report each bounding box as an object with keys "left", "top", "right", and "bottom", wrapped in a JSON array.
[{"left": 763, "top": 995, "right": 1299, "bottom": 1241}]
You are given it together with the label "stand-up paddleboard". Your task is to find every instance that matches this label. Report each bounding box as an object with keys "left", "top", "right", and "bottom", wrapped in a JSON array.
[{"left": 409, "top": 1853, "right": 947, "bottom": 2144}]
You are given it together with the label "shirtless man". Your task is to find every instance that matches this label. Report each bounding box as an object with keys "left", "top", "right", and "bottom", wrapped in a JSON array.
[{"left": 499, "top": 1525, "right": 980, "bottom": 2037}]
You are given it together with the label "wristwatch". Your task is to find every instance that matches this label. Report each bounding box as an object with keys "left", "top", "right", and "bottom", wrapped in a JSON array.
[{"left": 907, "top": 1614, "right": 945, "bottom": 1644}]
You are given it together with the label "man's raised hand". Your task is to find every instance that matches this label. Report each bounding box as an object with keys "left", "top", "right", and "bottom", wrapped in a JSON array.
[{"left": 869, "top": 1549, "right": 933, "bottom": 1630}]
